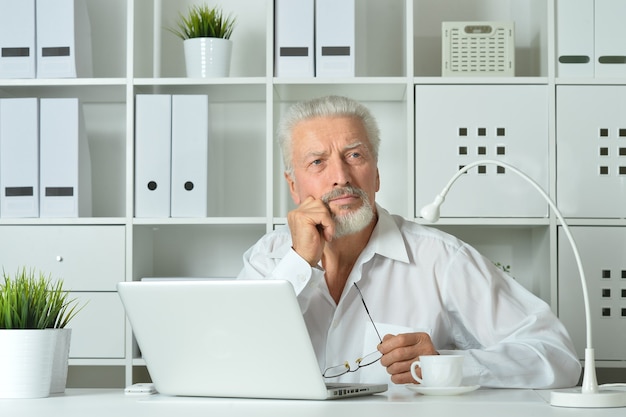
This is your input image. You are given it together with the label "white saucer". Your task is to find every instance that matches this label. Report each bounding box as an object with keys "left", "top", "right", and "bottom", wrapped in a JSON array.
[{"left": 405, "top": 384, "right": 480, "bottom": 396}]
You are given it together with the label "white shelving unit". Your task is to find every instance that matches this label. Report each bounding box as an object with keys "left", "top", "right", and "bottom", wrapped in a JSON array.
[{"left": 0, "top": 0, "right": 624, "bottom": 387}]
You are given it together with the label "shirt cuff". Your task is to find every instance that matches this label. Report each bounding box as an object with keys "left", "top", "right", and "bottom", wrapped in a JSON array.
[{"left": 270, "top": 247, "right": 324, "bottom": 296}]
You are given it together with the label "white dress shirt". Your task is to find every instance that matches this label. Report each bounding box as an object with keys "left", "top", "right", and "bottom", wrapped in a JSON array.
[{"left": 238, "top": 206, "right": 581, "bottom": 388}]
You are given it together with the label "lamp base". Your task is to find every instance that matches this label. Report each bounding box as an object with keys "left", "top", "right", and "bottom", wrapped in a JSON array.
[{"left": 550, "top": 389, "right": 626, "bottom": 408}]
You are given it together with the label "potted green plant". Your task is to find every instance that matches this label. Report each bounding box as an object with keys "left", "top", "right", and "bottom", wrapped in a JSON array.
[
  {"left": 0, "top": 268, "right": 83, "bottom": 398},
  {"left": 167, "top": 4, "right": 237, "bottom": 77}
]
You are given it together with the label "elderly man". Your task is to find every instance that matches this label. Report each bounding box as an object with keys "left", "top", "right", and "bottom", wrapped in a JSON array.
[{"left": 238, "top": 95, "right": 581, "bottom": 388}]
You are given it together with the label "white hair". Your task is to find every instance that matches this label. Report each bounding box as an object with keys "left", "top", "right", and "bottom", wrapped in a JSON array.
[{"left": 277, "top": 95, "right": 381, "bottom": 177}]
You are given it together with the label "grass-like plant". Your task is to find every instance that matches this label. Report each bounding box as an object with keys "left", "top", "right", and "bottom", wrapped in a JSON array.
[
  {"left": 167, "top": 4, "right": 236, "bottom": 40},
  {"left": 0, "top": 268, "right": 83, "bottom": 329}
]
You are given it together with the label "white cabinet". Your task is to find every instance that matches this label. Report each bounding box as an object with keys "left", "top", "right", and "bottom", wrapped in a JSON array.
[
  {"left": 0, "top": 225, "right": 126, "bottom": 361},
  {"left": 415, "top": 84, "right": 549, "bottom": 218},
  {"left": 0, "top": 225, "right": 125, "bottom": 290},
  {"left": 67, "top": 292, "right": 126, "bottom": 359},
  {"left": 1, "top": 0, "right": 625, "bottom": 386},
  {"left": 558, "top": 227, "right": 626, "bottom": 362},
  {"left": 556, "top": 86, "right": 626, "bottom": 218}
]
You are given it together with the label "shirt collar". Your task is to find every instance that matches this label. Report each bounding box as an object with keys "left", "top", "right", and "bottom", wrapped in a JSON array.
[{"left": 367, "top": 204, "right": 410, "bottom": 264}]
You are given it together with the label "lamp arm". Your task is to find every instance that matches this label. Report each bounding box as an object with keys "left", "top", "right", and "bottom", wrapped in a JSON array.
[
  {"left": 431, "top": 160, "right": 592, "bottom": 348},
  {"left": 426, "top": 160, "right": 626, "bottom": 405}
]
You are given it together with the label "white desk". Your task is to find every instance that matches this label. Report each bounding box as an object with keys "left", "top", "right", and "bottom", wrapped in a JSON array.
[{"left": 1, "top": 387, "right": 624, "bottom": 417}]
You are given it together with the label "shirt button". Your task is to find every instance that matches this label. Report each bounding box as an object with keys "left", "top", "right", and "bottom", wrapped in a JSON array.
[{"left": 297, "top": 274, "right": 306, "bottom": 283}]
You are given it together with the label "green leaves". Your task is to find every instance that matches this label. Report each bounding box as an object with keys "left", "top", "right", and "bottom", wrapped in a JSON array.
[
  {"left": 167, "top": 4, "right": 236, "bottom": 40},
  {"left": 0, "top": 268, "right": 84, "bottom": 329}
]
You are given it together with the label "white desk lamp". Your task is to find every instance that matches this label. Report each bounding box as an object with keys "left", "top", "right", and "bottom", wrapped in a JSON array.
[{"left": 420, "top": 159, "right": 626, "bottom": 408}]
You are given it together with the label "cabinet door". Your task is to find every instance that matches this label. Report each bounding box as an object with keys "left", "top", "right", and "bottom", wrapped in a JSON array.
[
  {"left": 556, "top": 86, "right": 626, "bottom": 218},
  {"left": 0, "top": 225, "right": 125, "bottom": 291},
  {"left": 67, "top": 292, "right": 126, "bottom": 359},
  {"left": 415, "top": 84, "right": 549, "bottom": 218},
  {"left": 558, "top": 226, "right": 626, "bottom": 361}
]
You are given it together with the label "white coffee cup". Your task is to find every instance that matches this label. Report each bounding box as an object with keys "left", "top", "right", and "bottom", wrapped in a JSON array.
[{"left": 410, "top": 355, "right": 464, "bottom": 387}]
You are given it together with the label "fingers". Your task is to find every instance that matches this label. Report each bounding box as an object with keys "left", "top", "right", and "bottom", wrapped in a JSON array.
[
  {"left": 378, "top": 332, "right": 439, "bottom": 384},
  {"left": 391, "top": 367, "right": 420, "bottom": 385},
  {"left": 287, "top": 196, "right": 335, "bottom": 266},
  {"left": 378, "top": 332, "right": 437, "bottom": 356}
]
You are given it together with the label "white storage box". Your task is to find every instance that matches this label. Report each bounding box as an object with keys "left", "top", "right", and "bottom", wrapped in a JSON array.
[
  {"left": 442, "top": 21, "right": 515, "bottom": 77},
  {"left": 558, "top": 226, "right": 626, "bottom": 362},
  {"left": 556, "top": 86, "right": 626, "bottom": 217},
  {"left": 415, "top": 84, "right": 549, "bottom": 218}
]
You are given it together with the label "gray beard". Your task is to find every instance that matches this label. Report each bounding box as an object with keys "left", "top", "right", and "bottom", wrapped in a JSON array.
[{"left": 321, "top": 186, "right": 375, "bottom": 239}]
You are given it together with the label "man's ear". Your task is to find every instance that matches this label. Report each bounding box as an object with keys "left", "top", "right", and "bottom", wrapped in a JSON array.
[
  {"left": 376, "top": 168, "right": 380, "bottom": 192},
  {"left": 284, "top": 171, "right": 301, "bottom": 205}
]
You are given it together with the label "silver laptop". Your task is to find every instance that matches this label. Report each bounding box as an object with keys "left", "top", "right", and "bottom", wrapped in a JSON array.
[{"left": 117, "top": 280, "right": 387, "bottom": 400}]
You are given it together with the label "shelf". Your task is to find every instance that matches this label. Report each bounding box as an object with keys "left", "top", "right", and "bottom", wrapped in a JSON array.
[
  {"left": 414, "top": 218, "right": 551, "bottom": 227},
  {"left": 0, "top": 218, "right": 128, "bottom": 226},
  {"left": 276, "top": 217, "right": 552, "bottom": 228},
  {"left": 132, "top": 223, "right": 266, "bottom": 280},
  {"left": 0, "top": 81, "right": 127, "bottom": 102},
  {"left": 414, "top": 76, "right": 550, "bottom": 85},
  {"left": 556, "top": 78, "right": 626, "bottom": 86},
  {"left": 69, "top": 359, "right": 127, "bottom": 367},
  {"left": 132, "top": 358, "right": 146, "bottom": 367},
  {"left": 272, "top": 78, "right": 410, "bottom": 102},
  {"left": 595, "top": 361, "right": 626, "bottom": 369},
  {"left": 0, "top": 78, "right": 127, "bottom": 87},
  {"left": 564, "top": 218, "right": 626, "bottom": 227},
  {"left": 132, "top": 217, "right": 268, "bottom": 226},
  {"left": 134, "top": 76, "right": 268, "bottom": 86},
  {"left": 133, "top": 80, "right": 266, "bottom": 102}
]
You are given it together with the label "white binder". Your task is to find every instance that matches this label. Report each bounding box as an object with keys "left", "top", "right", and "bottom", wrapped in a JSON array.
[
  {"left": 556, "top": 0, "right": 594, "bottom": 78},
  {"left": 170, "top": 95, "right": 209, "bottom": 218},
  {"left": 134, "top": 94, "right": 172, "bottom": 218},
  {"left": 39, "top": 98, "right": 92, "bottom": 218},
  {"left": 315, "top": 0, "right": 355, "bottom": 77},
  {"left": 595, "top": 0, "right": 626, "bottom": 78},
  {"left": 0, "top": 98, "right": 39, "bottom": 218},
  {"left": 35, "top": 0, "right": 93, "bottom": 78},
  {"left": 274, "top": 0, "right": 314, "bottom": 77},
  {"left": 0, "top": 0, "right": 36, "bottom": 78}
]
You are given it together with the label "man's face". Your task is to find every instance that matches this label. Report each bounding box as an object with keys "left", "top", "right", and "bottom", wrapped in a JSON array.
[{"left": 285, "top": 116, "right": 380, "bottom": 222}]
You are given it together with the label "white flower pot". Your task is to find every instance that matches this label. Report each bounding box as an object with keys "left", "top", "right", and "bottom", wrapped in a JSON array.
[
  {"left": 50, "top": 328, "right": 72, "bottom": 394},
  {"left": 183, "top": 37, "right": 233, "bottom": 78},
  {"left": 0, "top": 329, "right": 57, "bottom": 399}
]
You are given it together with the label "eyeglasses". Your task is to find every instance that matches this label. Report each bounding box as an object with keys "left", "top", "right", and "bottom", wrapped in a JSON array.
[{"left": 322, "top": 282, "right": 383, "bottom": 378}]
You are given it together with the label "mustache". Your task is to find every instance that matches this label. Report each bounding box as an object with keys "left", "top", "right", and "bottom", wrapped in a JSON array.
[{"left": 321, "top": 186, "right": 368, "bottom": 206}]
